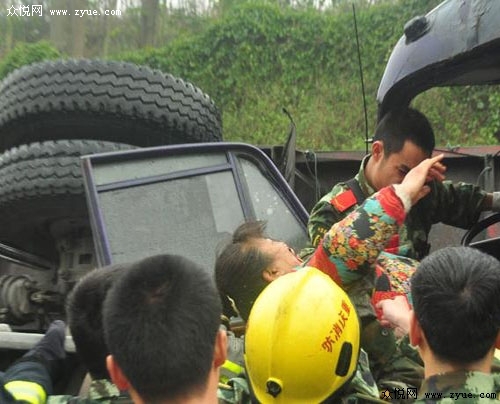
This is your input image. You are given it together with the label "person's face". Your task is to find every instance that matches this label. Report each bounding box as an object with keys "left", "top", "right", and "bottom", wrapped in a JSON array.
[
  {"left": 253, "top": 238, "right": 302, "bottom": 282},
  {"left": 369, "top": 140, "right": 429, "bottom": 191}
]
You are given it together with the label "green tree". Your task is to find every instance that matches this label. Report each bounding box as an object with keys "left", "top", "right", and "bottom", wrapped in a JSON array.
[{"left": 0, "top": 40, "right": 61, "bottom": 79}]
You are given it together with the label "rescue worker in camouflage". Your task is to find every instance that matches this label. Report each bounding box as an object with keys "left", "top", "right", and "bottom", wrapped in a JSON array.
[
  {"left": 304, "top": 107, "right": 499, "bottom": 390},
  {"left": 48, "top": 265, "right": 132, "bottom": 403},
  {"left": 215, "top": 154, "right": 446, "bottom": 402},
  {"left": 305, "top": 107, "right": 497, "bottom": 261},
  {"left": 377, "top": 246, "right": 500, "bottom": 403}
]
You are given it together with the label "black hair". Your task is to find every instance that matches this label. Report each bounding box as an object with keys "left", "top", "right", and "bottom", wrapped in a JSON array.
[
  {"left": 103, "top": 254, "right": 222, "bottom": 402},
  {"left": 411, "top": 246, "right": 500, "bottom": 364},
  {"left": 374, "top": 107, "right": 435, "bottom": 157},
  {"left": 215, "top": 221, "right": 272, "bottom": 322},
  {"left": 67, "top": 265, "right": 122, "bottom": 380}
]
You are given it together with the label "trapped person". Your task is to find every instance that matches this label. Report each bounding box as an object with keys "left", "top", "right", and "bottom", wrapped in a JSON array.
[{"left": 215, "top": 155, "right": 446, "bottom": 395}]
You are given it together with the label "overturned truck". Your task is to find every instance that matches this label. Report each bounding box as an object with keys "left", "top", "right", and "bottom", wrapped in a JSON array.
[{"left": 1, "top": 0, "right": 500, "bottom": 394}]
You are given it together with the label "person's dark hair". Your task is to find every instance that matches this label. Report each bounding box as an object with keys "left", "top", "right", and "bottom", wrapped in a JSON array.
[
  {"left": 67, "top": 264, "right": 122, "bottom": 380},
  {"left": 103, "top": 254, "right": 222, "bottom": 403},
  {"left": 411, "top": 246, "right": 500, "bottom": 364},
  {"left": 215, "top": 221, "right": 272, "bottom": 322},
  {"left": 374, "top": 107, "right": 435, "bottom": 157}
]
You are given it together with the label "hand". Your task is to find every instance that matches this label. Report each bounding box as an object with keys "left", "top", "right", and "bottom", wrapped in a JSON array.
[
  {"left": 399, "top": 154, "right": 446, "bottom": 205},
  {"left": 25, "top": 320, "right": 66, "bottom": 362},
  {"left": 24, "top": 320, "right": 67, "bottom": 380},
  {"left": 376, "top": 296, "right": 411, "bottom": 338}
]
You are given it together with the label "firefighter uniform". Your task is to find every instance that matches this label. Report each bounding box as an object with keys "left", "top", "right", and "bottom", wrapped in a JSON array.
[
  {"left": 2, "top": 320, "right": 66, "bottom": 404},
  {"left": 2, "top": 359, "right": 52, "bottom": 404}
]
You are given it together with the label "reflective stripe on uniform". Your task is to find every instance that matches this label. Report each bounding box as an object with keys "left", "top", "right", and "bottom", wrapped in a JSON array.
[
  {"left": 220, "top": 360, "right": 245, "bottom": 383},
  {"left": 4, "top": 380, "right": 47, "bottom": 404}
]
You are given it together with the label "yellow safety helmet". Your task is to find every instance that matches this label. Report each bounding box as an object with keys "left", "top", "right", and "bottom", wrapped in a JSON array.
[{"left": 244, "top": 267, "right": 360, "bottom": 404}]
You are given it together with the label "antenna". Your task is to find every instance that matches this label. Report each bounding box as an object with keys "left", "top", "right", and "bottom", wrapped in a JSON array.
[
  {"left": 352, "top": 3, "right": 369, "bottom": 155},
  {"left": 280, "top": 107, "right": 297, "bottom": 189}
]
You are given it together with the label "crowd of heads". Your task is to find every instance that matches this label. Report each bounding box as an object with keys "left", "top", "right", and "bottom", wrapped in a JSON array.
[
  {"left": 68, "top": 254, "right": 226, "bottom": 403},
  {"left": 62, "top": 107, "right": 500, "bottom": 403},
  {"left": 67, "top": 226, "right": 500, "bottom": 402}
]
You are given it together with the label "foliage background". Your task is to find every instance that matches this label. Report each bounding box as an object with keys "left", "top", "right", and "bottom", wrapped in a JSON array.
[{"left": 0, "top": 0, "right": 498, "bottom": 150}]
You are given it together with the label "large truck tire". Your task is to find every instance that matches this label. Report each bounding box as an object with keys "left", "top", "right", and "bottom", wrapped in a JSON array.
[
  {"left": 0, "top": 59, "right": 222, "bottom": 152},
  {"left": 0, "top": 140, "right": 136, "bottom": 260}
]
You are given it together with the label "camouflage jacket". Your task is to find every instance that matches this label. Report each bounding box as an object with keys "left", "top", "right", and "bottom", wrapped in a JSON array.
[
  {"left": 305, "top": 155, "right": 487, "bottom": 261},
  {"left": 47, "top": 379, "right": 132, "bottom": 403},
  {"left": 415, "top": 370, "right": 500, "bottom": 403}
]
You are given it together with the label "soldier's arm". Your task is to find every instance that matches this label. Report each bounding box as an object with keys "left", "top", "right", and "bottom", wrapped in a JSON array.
[
  {"left": 432, "top": 181, "right": 500, "bottom": 226},
  {"left": 427, "top": 180, "right": 488, "bottom": 228}
]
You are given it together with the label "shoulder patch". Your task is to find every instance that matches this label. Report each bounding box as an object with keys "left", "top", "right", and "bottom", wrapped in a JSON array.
[{"left": 330, "top": 189, "right": 357, "bottom": 212}]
